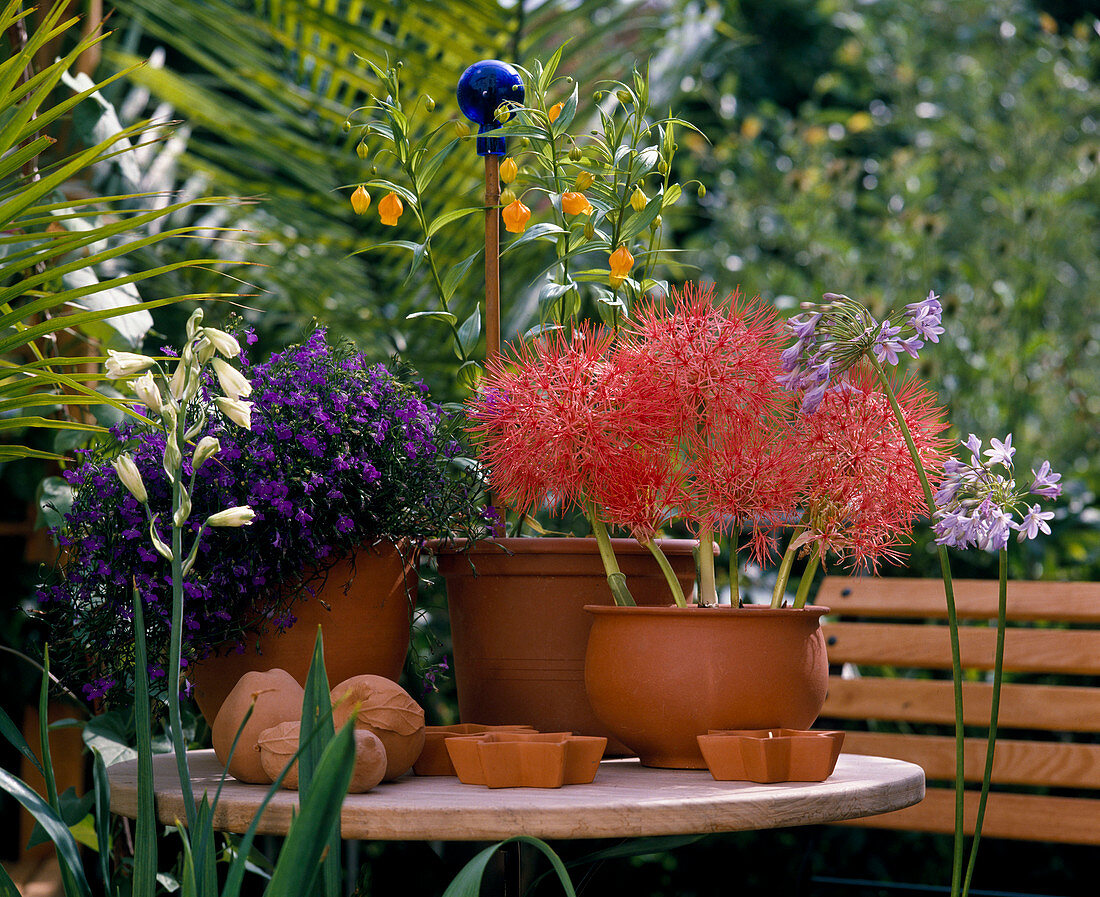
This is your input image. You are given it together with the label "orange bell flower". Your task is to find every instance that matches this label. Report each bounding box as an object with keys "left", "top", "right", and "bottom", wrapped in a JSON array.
[
  {"left": 548, "top": 102, "right": 564, "bottom": 123},
  {"left": 608, "top": 245, "right": 634, "bottom": 288},
  {"left": 350, "top": 186, "right": 371, "bottom": 215},
  {"left": 561, "top": 191, "right": 593, "bottom": 216},
  {"left": 502, "top": 198, "right": 531, "bottom": 234},
  {"left": 378, "top": 191, "right": 404, "bottom": 226}
]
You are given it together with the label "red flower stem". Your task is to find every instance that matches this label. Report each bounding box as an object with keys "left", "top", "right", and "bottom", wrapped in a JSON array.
[
  {"left": 962, "top": 547, "right": 1007, "bottom": 897},
  {"left": 792, "top": 548, "right": 820, "bottom": 609},
  {"left": 697, "top": 523, "right": 718, "bottom": 605},
  {"left": 640, "top": 538, "right": 687, "bottom": 607},
  {"left": 585, "top": 500, "right": 636, "bottom": 606},
  {"left": 869, "top": 356, "right": 965, "bottom": 897}
]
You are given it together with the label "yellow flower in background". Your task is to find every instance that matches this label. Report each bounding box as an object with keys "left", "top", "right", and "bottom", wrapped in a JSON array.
[
  {"left": 502, "top": 199, "right": 531, "bottom": 234},
  {"left": 608, "top": 245, "right": 634, "bottom": 288},
  {"left": 573, "top": 171, "right": 595, "bottom": 191},
  {"left": 350, "top": 185, "right": 371, "bottom": 215},
  {"left": 548, "top": 102, "right": 564, "bottom": 123},
  {"left": 561, "top": 191, "right": 593, "bottom": 216},
  {"left": 499, "top": 157, "right": 518, "bottom": 183},
  {"left": 378, "top": 191, "right": 404, "bottom": 226},
  {"left": 741, "top": 116, "right": 762, "bottom": 139}
]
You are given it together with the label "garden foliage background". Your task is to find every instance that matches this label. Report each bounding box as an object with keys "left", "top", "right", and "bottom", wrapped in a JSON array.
[{"left": 2, "top": 0, "right": 1099, "bottom": 893}]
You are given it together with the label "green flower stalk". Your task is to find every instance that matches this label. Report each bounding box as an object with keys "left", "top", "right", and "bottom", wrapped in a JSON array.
[{"left": 107, "top": 308, "right": 255, "bottom": 832}]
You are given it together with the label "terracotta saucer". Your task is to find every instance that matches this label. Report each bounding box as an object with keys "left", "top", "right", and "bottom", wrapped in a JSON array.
[
  {"left": 413, "top": 724, "right": 537, "bottom": 776},
  {"left": 696, "top": 728, "right": 845, "bottom": 783},
  {"left": 445, "top": 732, "right": 607, "bottom": 788}
]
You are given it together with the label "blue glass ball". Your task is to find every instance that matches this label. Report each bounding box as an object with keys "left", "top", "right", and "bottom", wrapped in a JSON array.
[{"left": 457, "top": 60, "right": 525, "bottom": 127}]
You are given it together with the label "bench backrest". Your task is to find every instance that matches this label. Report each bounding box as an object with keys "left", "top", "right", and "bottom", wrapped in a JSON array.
[{"left": 815, "top": 576, "right": 1100, "bottom": 845}]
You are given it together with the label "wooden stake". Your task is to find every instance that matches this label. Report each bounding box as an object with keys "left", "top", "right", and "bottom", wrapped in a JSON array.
[{"left": 484, "top": 153, "right": 501, "bottom": 367}]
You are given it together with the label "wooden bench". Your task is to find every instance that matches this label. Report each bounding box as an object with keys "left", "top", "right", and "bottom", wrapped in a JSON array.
[{"left": 816, "top": 576, "right": 1100, "bottom": 846}]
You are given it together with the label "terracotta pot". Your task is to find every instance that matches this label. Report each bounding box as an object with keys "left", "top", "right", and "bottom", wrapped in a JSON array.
[
  {"left": 434, "top": 537, "right": 699, "bottom": 755},
  {"left": 190, "top": 541, "right": 416, "bottom": 724},
  {"left": 583, "top": 604, "right": 830, "bottom": 768},
  {"left": 445, "top": 732, "right": 607, "bottom": 788}
]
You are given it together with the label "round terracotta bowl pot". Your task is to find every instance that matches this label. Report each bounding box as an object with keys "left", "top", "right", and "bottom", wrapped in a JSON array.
[{"left": 583, "top": 604, "right": 830, "bottom": 769}]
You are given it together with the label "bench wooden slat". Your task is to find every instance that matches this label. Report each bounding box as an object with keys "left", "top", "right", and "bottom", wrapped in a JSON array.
[
  {"left": 823, "top": 622, "right": 1100, "bottom": 675},
  {"left": 839, "top": 787, "right": 1100, "bottom": 845},
  {"left": 841, "top": 732, "right": 1100, "bottom": 789},
  {"left": 822, "top": 676, "right": 1100, "bottom": 733},
  {"left": 817, "top": 577, "right": 1100, "bottom": 623}
]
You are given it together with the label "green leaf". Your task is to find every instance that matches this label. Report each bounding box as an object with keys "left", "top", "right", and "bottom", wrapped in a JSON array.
[
  {"left": 661, "top": 183, "right": 682, "bottom": 209},
  {"left": 440, "top": 247, "right": 482, "bottom": 302},
  {"left": 426, "top": 206, "right": 481, "bottom": 239},
  {"left": 416, "top": 137, "right": 460, "bottom": 193},
  {"left": 0, "top": 702, "right": 45, "bottom": 778},
  {"left": 457, "top": 307, "right": 481, "bottom": 357},
  {"left": 551, "top": 83, "right": 580, "bottom": 138},
  {"left": 298, "top": 630, "right": 339, "bottom": 897},
  {"left": 406, "top": 310, "right": 457, "bottom": 325},
  {"left": 501, "top": 222, "right": 566, "bottom": 256},
  {"left": 264, "top": 723, "right": 355, "bottom": 897},
  {"left": 619, "top": 193, "right": 664, "bottom": 242},
  {"left": 442, "top": 837, "right": 577, "bottom": 897},
  {"left": 132, "top": 583, "right": 158, "bottom": 897},
  {"left": 456, "top": 360, "right": 482, "bottom": 390}
]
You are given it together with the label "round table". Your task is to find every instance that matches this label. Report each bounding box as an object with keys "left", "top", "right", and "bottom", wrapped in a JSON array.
[{"left": 108, "top": 750, "right": 924, "bottom": 841}]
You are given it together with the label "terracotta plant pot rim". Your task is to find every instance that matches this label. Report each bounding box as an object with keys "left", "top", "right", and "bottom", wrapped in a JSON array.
[
  {"left": 428, "top": 536, "right": 700, "bottom": 556},
  {"left": 584, "top": 604, "right": 830, "bottom": 618}
]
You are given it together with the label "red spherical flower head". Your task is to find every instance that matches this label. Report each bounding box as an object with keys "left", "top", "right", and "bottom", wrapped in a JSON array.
[
  {"left": 795, "top": 366, "right": 951, "bottom": 571},
  {"left": 692, "top": 394, "right": 805, "bottom": 563},
  {"left": 467, "top": 324, "right": 674, "bottom": 519}
]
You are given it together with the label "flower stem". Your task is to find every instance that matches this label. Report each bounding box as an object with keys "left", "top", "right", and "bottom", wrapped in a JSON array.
[
  {"left": 962, "top": 547, "right": 1008, "bottom": 897},
  {"left": 793, "top": 549, "right": 820, "bottom": 609},
  {"left": 585, "top": 501, "right": 635, "bottom": 606},
  {"left": 770, "top": 536, "right": 800, "bottom": 607},
  {"left": 697, "top": 523, "right": 718, "bottom": 606},
  {"left": 641, "top": 537, "right": 687, "bottom": 607},
  {"left": 167, "top": 414, "right": 197, "bottom": 832},
  {"left": 870, "top": 356, "right": 964, "bottom": 897}
]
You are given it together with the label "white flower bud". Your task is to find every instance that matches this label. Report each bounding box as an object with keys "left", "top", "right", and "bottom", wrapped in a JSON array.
[
  {"left": 196, "top": 336, "right": 216, "bottom": 366},
  {"left": 215, "top": 396, "right": 253, "bottom": 430},
  {"left": 163, "top": 436, "right": 182, "bottom": 481},
  {"left": 105, "top": 350, "right": 156, "bottom": 379},
  {"left": 185, "top": 308, "right": 205, "bottom": 340},
  {"left": 192, "top": 436, "right": 220, "bottom": 470},
  {"left": 173, "top": 483, "right": 192, "bottom": 528},
  {"left": 111, "top": 454, "right": 148, "bottom": 503},
  {"left": 211, "top": 357, "right": 253, "bottom": 400},
  {"left": 205, "top": 506, "right": 256, "bottom": 528},
  {"left": 130, "top": 372, "right": 163, "bottom": 418},
  {"left": 203, "top": 327, "right": 241, "bottom": 359},
  {"left": 169, "top": 359, "right": 188, "bottom": 401},
  {"left": 148, "top": 516, "right": 173, "bottom": 560}
]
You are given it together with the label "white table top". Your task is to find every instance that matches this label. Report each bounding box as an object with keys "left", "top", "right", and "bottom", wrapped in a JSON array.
[{"left": 108, "top": 749, "right": 924, "bottom": 841}]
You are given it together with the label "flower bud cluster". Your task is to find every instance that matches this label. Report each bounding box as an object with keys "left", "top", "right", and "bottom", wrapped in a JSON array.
[
  {"left": 932, "top": 433, "right": 1061, "bottom": 551},
  {"left": 779, "top": 290, "right": 945, "bottom": 413}
]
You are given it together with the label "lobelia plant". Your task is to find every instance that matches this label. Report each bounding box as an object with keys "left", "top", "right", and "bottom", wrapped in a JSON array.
[
  {"left": 778, "top": 289, "right": 1064, "bottom": 897},
  {"left": 38, "top": 326, "right": 486, "bottom": 708}
]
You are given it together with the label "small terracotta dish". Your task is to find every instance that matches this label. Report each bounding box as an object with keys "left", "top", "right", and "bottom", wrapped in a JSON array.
[
  {"left": 445, "top": 732, "right": 607, "bottom": 788},
  {"left": 696, "top": 728, "right": 845, "bottom": 783},
  {"left": 413, "top": 724, "right": 537, "bottom": 776}
]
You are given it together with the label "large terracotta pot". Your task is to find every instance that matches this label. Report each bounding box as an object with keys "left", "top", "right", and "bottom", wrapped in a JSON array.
[
  {"left": 190, "top": 541, "right": 416, "bottom": 725},
  {"left": 583, "top": 604, "right": 830, "bottom": 768},
  {"left": 434, "top": 537, "right": 698, "bottom": 755}
]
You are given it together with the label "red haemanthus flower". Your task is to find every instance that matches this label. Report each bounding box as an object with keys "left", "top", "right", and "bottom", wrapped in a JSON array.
[
  {"left": 795, "top": 366, "right": 951, "bottom": 570},
  {"left": 467, "top": 324, "right": 673, "bottom": 518},
  {"left": 609, "top": 283, "right": 798, "bottom": 540}
]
